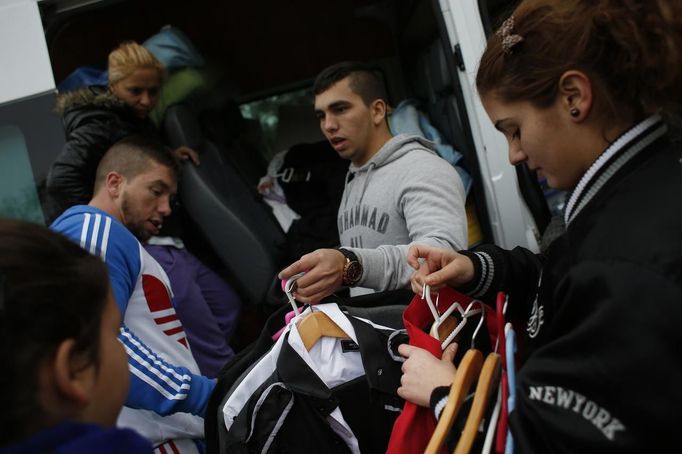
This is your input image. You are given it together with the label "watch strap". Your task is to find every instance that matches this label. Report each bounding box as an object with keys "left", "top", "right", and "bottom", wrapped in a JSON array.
[
  {"left": 337, "top": 247, "right": 359, "bottom": 263},
  {"left": 337, "top": 248, "right": 362, "bottom": 286}
]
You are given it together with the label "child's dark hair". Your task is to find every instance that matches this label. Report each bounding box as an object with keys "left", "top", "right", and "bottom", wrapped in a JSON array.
[
  {"left": 476, "top": 0, "right": 682, "bottom": 121},
  {"left": 313, "top": 61, "right": 388, "bottom": 106},
  {"left": 0, "top": 219, "right": 110, "bottom": 444}
]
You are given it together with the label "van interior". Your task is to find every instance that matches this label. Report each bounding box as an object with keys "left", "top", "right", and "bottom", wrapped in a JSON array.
[{"left": 37, "top": 0, "right": 539, "bottom": 346}]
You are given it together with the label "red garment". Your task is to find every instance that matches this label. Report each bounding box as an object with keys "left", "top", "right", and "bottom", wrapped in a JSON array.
[
  {"left": 387, "top": 287, "right": 497, "bottom": 454},
  {"left": 495, "top": 292, "right": 509, "bottom": 454}
]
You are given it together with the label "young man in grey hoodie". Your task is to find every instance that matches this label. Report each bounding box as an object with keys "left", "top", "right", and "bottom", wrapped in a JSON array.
[{"left": 279, "top": 61, "right": 467, "bottom": 301}]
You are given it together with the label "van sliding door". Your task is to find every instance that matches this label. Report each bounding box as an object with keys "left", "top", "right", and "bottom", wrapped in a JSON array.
[{"left": 432, "top": 0, "right": 553, "bottom": 251}]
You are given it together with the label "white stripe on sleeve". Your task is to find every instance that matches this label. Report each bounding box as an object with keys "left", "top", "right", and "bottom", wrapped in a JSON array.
[
  {"left": 79, "top": 213, "right": 91, "bottom": 249},
  {"left": 90, "top": 214, "right": 102, "bottom": 255},
  {"left": 100, "top": 216, "right": 112, "bottom": 261}
]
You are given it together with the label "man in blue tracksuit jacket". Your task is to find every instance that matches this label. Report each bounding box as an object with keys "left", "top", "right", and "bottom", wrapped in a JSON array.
[{"left": 51, "top": 136, "right": 214, "bottom": 454}]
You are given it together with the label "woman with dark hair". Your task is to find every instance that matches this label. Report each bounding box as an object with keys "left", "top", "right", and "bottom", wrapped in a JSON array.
[
  {"left": 0, "top": 219, "right": 151, "bottom": 452},
  {"left": 398, "top": 0, "right": 682, "bottom": 451}
]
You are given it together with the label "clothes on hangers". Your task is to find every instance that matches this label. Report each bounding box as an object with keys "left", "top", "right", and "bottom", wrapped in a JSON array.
[
  {"left": 504, "top": 324, "right": 517, "bottom": 454},
  {"left": 271, "top": 308, "right": 299, "bottom": 341},
  {"left": 482, "top": 387, "right": 503, "bottom": 453},
  {"left": 206, "top": 303, "right": 291, "bottom": 454},
  {"left": 495, "top": 295, "right": 509, "bottom": 454},
  {"left": 428, "top": 376, "right": 502, "bottom": 454},
  {"left": 206, "top": 290, "right": 411, "bottom": 454},
  {"left": 219, "top": 303, "right": 404, "bottom": 453},
  {"left": 387, "top": 287, "right": 497, "bottom": 454}
]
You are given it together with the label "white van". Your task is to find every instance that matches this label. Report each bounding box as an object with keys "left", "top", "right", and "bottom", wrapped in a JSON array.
[{"left": 0, "top": 0, "right": 563, "bottom": 304}]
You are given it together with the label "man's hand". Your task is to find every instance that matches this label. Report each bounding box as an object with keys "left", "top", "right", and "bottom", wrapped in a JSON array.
[
  {"left": 407, "top": 245, "right": 475, "bottom": 294},
  {"left": 278, "top": 248, "right": 346, "bottom": 304},
  {"left": 174, "top": 146, "right": 201, "bottom": 165},
  {"left": 397, "top": 343, "right": 458, "bottom": 407}
]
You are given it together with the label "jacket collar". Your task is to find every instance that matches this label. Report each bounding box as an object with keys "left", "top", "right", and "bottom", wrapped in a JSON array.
[{"left": 564, "top": 115, "right": 668, "bottom": 226}]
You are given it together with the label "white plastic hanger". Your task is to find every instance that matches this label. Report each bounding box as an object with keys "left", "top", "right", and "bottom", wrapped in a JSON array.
[
  {"left": 283, "top": 272, "right": 306, "bottom": 316},
  {"left": 422, "top": 284, "right": 441, "bottom": 323},
  {"left": 423, "top": 284, "right": 484, "bottom": 350},
  {"left": 493, "top": 293, "right": 509, "bottom": 353},
  {"left": 424, "top": 287, "right": 459, "bottom": 344},
  {"left": 283, "top": 272, "right": 349, "bottom": 350}
]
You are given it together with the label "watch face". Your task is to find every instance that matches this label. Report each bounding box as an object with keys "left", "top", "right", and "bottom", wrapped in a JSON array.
[{"left": 345, "top": 261, "right": 363, "bottom": 285}]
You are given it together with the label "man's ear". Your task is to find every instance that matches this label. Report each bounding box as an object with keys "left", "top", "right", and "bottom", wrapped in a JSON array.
[
  {"left": 370, "top": 99, "right": 388, "bottom": 126},
  {"left": 105, "top": 171, "right": 124, "bottom": 198},
  {"left": 558, "top": 70, "right": 593, "bottom": 122},
  {"left": 52, "top": 339, "right": 96, "bottom": 407}
]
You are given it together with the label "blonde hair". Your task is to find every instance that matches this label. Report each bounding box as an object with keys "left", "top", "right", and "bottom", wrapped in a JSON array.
[{"left": 108, "top": 41, "right": 165, "bottom": 84}]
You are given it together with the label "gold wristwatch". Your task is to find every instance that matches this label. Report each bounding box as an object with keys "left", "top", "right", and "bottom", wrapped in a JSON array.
[{"left": 337, "top": 248, "right": 363, "bottom": 286}]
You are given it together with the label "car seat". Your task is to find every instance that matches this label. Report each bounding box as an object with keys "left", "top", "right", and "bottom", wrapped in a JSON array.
[{"left": 163, "top": 103, "right": 287, "bottom": 305}]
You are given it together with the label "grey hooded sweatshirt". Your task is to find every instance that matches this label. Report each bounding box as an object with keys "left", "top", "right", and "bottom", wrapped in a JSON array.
[{"left": 339, "top": 134, "right": 467, "bottom": 296}]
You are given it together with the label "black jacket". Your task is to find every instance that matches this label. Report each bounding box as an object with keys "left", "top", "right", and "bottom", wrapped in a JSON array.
[
  {"left": 45, "top": 86, "right": 157, "bottom": 221},
  {"left": 220, "top": 308, "right": 404, "bottom": 453},
  {"left": 206, "top": 290, "right": 412, "bottom": 454},
  {"left": 278, "top": 140, "right": 348, "bottom": 262},
  {"left": 451, "top": 116, "right": 682, "bottom": 453}
]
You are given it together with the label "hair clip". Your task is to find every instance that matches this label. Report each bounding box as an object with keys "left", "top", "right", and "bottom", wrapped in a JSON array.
[{"left": 496, "top": 16, "right": 524, "bottom": 55}]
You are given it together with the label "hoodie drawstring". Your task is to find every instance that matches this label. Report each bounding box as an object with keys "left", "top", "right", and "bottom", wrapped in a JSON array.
[{"left": 343, "top": 162, "right": 376, "bottom": 209}]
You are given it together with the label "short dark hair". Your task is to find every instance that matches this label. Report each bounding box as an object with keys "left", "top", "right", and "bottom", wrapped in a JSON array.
[
  {"left": 94, "top": 135, "right": 180, "bottom": 192},
  {"left": 0, "top": 219, "right": 110, "bottom": 444},
  {"left": 313, "top": 61, "right": 388, "bottom": 106}
]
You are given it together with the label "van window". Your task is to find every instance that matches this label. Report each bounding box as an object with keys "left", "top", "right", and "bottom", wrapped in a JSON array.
[
  {"left": 0, "top": 125, "right": 45, "bottom": 224},
  {"left": 239, "top": 86, "right": 317, "bottom": 160}
]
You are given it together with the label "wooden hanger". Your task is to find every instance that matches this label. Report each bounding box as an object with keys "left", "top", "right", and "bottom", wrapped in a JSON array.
[
  {"left": 424, "top": 348, "right": 484, "bottom": 454},
  {"left": 297, "top": 309, "right": 350, "bottom": 351},
  {"left": 284, "top": 273, "right": 350, "bottom": 350},
  {"left": 453, "top": 352, "right": 501, "bottom": 454}
]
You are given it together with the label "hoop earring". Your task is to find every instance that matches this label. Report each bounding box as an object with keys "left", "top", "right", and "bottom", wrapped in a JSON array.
[{"left": 570, "top": 108, "right": 580, "bottom": 118}]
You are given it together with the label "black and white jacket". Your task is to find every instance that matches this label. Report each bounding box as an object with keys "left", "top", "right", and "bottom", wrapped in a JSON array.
[
  {"left": 220, "top": 303, "right": 405, "bottom": 453},
  {"left": 443, "top": 115, "right": 682, "bottom": 453}
]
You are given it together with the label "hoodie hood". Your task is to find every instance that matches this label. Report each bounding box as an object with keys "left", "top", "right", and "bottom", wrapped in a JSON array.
[
  {"left": 348, "top": 134, "right": 438, "bottom": 173},
  {"left": 341, "top": 134, "right": 439, "bottom": 208}
]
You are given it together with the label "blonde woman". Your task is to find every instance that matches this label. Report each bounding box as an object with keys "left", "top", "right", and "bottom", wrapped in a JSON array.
[
  {"left": 47, "top": 41, "right": 198, "bottom": 218},
  {"left": 47, "top": 42, "right": 240, "bottom": 380}
]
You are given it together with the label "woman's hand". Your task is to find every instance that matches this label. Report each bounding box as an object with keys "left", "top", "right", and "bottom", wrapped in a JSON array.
[
  {"left": 174, "top": 146, "right": 200, "bottom": 165},
  {"left": 407, "top": 245, "right": 475, "bottom": 294},
  {"left": 397, "top": 343, "right": 458, "bottom": 407}
]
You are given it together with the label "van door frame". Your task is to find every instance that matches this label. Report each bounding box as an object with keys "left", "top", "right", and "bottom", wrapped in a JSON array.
[{"left": 433, "top": 0, "right": 540, "bottom": 251}]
